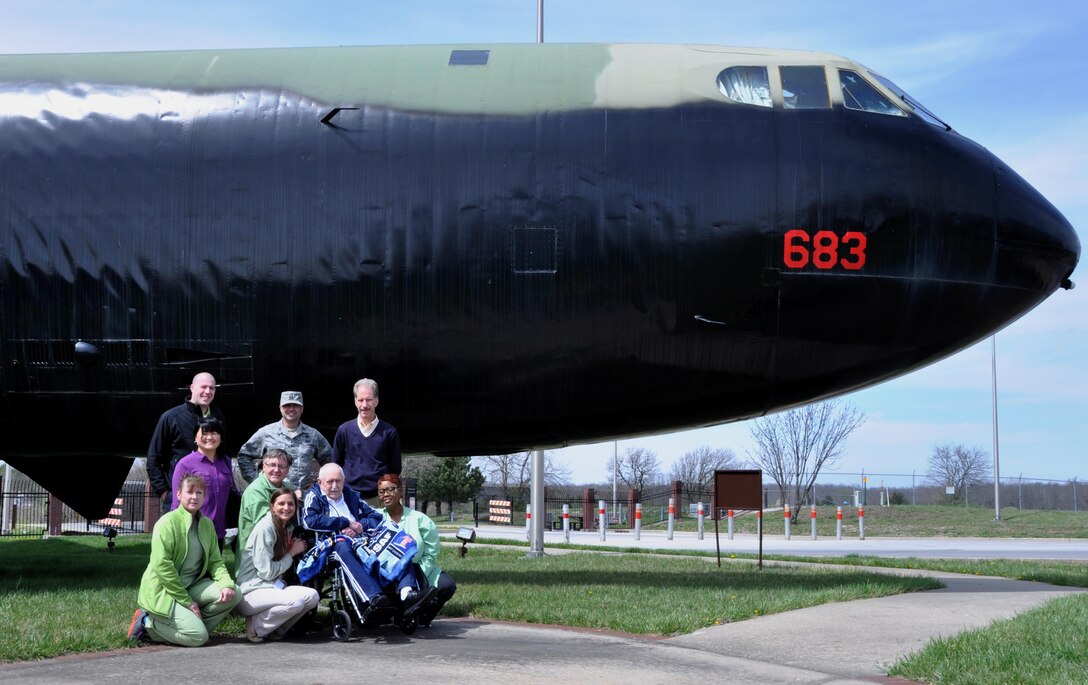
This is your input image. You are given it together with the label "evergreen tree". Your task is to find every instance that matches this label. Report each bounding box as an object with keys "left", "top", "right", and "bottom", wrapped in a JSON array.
[{"left": 419, "top": 456, "right": 485, "bottom": 519}]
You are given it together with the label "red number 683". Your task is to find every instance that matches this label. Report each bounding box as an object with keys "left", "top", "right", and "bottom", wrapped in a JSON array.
[{"left": 783, "top": 229, "right": 867, "bottom": 271}]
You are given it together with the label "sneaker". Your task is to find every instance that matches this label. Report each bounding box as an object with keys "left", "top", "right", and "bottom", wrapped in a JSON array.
[
  {"left": 245, "top": 615, "right": 264, "bottom": 643},
  {"left": 127, "top": 608, "right": 148, "bottom": 642}
]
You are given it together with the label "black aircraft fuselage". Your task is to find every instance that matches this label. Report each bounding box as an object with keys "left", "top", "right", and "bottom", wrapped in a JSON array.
[{"left": 0, "top": 44, "right": 1078, "bottom": 517}]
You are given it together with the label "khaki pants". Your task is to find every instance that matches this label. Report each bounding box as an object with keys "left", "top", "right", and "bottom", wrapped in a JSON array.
[{"left": 236, "top": 585, "right": 320, "bottom": 638}]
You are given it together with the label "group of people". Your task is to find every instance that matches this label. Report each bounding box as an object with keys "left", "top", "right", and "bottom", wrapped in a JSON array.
[{"left": 127, "top": 374, "right": 455, "bottom": 647}]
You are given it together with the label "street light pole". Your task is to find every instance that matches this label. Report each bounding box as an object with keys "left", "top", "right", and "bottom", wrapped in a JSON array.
[
  {"left": 612, "top": 441, "right": 618, "bottom": 513},
  {"left": 528, "top": 449, "right": 545, "bottom": 557},
  {"left": 992, "top": 335, "right": 1001, "bottom": 521},
  {"left": 537, "top": 0, "right": 544, "bottom": 43}
]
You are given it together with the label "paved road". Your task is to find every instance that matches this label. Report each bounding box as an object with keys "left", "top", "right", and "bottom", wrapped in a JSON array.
[{"left": 469, "top": 522, "right": 1088, "bottom": 559}]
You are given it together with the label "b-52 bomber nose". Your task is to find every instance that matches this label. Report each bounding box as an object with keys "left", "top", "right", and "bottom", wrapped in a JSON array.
[{"left": 993, "top": 156, "right": 1080, "bottom": 294}]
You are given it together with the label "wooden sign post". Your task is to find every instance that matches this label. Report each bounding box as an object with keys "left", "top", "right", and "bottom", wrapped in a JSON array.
[{"left": 713, "top": 469, "right": 764, "bottom": 569}]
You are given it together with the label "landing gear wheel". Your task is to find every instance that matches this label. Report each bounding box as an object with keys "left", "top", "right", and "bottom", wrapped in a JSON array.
[{"left": 332, "top": 609, "right": 352, "bottom": 642}]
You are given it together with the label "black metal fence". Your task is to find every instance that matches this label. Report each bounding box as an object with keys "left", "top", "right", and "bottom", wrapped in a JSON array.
[
  {"left": 0, "top": 479, "right": 154, "bottom": 538},
  {"left": 0, "top": 489, "right": 49, "bottom": 537}
]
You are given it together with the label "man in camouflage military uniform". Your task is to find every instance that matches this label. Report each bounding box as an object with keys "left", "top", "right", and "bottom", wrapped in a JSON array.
[{"left": 237, "top": 391, "right": 333, "bottom": 495}]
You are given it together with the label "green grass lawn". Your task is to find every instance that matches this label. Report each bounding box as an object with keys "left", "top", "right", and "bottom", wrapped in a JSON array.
[
  {"left": 4, "top": 531, "right": 1088, "bottom": 685},
  {"left": 0, "top": 535, "right": 243, "bottom": 661},
  {"left": 440, "top": 546, "right": 938, "bottom": 634},
  {"left": 0, "top": 534, "right": 936, "bottom": 662},
  {"left": 888, "top": 594, "right": 1088, "bottom": 685}
]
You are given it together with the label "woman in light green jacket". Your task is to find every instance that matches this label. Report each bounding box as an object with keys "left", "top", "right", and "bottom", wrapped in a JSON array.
[
  {"left": 127, "top": 473, "right": 240, "bottom": 647},
  {"left": 376, "top": 473, "right": 457, "bottom": 627}
]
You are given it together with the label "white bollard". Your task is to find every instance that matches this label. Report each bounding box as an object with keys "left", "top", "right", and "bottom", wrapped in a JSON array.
[
  {"left": 667, "top": 497, "right": 675, "bottom": 540},
  {"left": 697, "top": 502, "right": 705, "bottom": 540},
  {"left": 599, "top": 499, "right": 607, "bottom": 541},
  {"left": 525, "top": 504, "right": 531, "bottom": 540},
  {"left": 858, "top": 505, "right": 865, "bottom": 540},
  {"left": 634, "top": 503, "right": 642, "bottom": 540},
  {"left": 562, "top": 503, "right": 570, "bottom": 543},
  {"left": 727, "top": 509, "right": 734, "bottom": 540},
  {"left": 810, "top": 504, "right": 817, "bottom": 540},
  {"left": 784, "top": 502, "right": 791, "bottom": 540},
  {"left": 836, "top": 505, "right": 843, "bottom": 540}
]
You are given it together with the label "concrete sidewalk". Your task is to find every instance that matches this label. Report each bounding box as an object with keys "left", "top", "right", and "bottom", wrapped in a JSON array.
[
  {"left": 2, "top": 556, "right": 1082, "bottom": 684},
  {"left": 668, "top": 570, "right": 1083, "bottom": 678}
]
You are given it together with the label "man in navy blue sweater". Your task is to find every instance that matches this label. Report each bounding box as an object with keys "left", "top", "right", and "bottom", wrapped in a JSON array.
[{"left": 332, "top": 378, "right": 402, "bottom": 504}]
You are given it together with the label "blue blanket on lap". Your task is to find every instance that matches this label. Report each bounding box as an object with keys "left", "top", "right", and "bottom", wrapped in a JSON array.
[
  {"left": 296, "top": 535, "right": 336, "bottom": 584},
  {"left": 295, "top": 524, "right": 417, "bottom": 586},
  {"left": 354, "top": 523, "right": 417, "bottom": 584}
]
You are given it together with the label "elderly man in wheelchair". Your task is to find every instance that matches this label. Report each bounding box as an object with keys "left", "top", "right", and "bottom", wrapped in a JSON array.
[{"left": 299, "top": 463, "right": 435, "bottom": 634}]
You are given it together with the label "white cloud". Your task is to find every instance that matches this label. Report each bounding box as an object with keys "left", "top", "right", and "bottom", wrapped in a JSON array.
[{"left": 994, "top": 119, "right": 1088, "bottom": 214}]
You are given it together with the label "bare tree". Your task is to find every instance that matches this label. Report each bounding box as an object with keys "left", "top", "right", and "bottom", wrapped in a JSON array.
[
  {"left": 669, "top": 445, "right": 740, "bottom": 493},
  {"left": 402, "top": 454, "right": 441, "bottom": 481},
  {"left": 130, "top": 458, "right": 149, "bottom": 481},
  {"left": 475, "top": 451, "right": 571, "bottom": 501},
  {"left": 747, "top": 400, "right": 865, "bottom": 522},
  {"left": 607, "top": 447, "right": 662, "bottom": 493},
  {"left": 926, "top": 444, "right": 991, "bottom": 504}
]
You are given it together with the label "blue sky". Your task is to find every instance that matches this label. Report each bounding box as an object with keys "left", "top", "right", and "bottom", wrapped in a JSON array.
[{"left": 4, "top": 1, "right": 1084, "bottom": 487}]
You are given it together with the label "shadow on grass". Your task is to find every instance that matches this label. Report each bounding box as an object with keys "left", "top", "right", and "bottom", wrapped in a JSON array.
[{"left": 0, "top": 536, "right": 149, "bottom": 593}]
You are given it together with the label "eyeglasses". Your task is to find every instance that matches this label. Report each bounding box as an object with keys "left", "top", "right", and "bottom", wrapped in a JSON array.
[{"left": 377, "top": 487, "right": 399, "bottom": 495}]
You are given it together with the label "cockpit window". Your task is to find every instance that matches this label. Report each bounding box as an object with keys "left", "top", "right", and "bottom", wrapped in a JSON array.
[
  {"left": 716, "top": 66, "right": 772, "bottom": 108},
  {"left": 780, "top": 66, "right": 829, "bottom": 109},
  {"left": 839, "top": 70, "right": 907, "bottom": 117},
  {"left": 868, "top": 70, "right": 949, "bottom": 129}
]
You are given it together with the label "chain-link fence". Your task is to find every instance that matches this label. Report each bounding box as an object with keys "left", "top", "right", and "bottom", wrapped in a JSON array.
[{"left": 793, "top": 471, "right": 1088, "bottom": 512}]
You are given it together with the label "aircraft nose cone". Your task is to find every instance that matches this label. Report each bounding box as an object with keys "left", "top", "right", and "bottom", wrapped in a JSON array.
[{"left": 994, "top": 158, "right": 1080, "bottom": 292}]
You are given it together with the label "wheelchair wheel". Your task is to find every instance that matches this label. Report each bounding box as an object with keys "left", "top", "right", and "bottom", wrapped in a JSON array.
[
  {"left": 332, "top": 609, "right": 352, "bottom": 642},
  {"left": 399, "top": 614, "right": 417, "bottom": 635}
]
